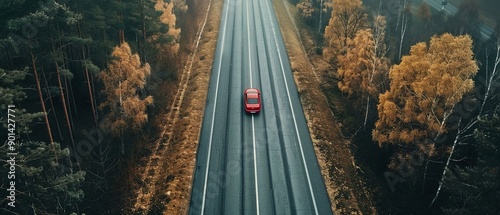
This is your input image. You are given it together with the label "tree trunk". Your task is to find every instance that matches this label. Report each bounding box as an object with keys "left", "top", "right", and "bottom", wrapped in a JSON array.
[
  {"left": 421, "top": 159, "right": 429, "bottom": 195},
  {"left": 364, "top": 96, "right": 370, "bottom": 127},
  {"left": 84, "top": 64, "right": 98, "bottom": 126},
  {"left": 31, "top": 51, "right": 55, "bottom": 145},
  {"left": 77, "top": 20, "right": 98, "bottom": 126},
  {"left": 318, "top": 0, "right": 323, "bottom": 33},
  {"left": 479, "top": 40, "right": 500, "bottom": 116},
  {"left": 64, "top": 77, "right": 76, "bottom": 131},
  {"left": 56, "top": 63, "right": 76, "bottom": 151},
  {"left": 398, "top": 16, "right": 408, "bottom": 61},
  {"left": 398, "top": 0, "right": 408, "bottom": 62},
  {"left": 90, "top": 67, "right": 98, "bottom": 120},
  {"left": 42, "top": 66, "right": 64, "bottom": 141},
  {"left": 121, "top": 135, "right": 125, "bottom": 155},
  {"left": 430, "top": 119, "right": 461, "bottom": 206}
]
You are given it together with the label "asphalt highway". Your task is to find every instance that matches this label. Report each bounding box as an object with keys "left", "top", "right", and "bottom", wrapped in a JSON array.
[
  {"left": 188, "top": 0, "right": 332, "bottom": 214},
  {"left": 424, "top": 0, "right": 493, "bottom": 40}
]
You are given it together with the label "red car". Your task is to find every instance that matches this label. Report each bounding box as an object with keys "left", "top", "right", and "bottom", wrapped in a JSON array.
[{"left": 244, "top": 88, "right": 261, "bottom": 114}]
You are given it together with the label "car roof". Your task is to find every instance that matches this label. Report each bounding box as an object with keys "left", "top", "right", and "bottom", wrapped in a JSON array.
[
  {"left": 247, "top": 93, "right": 259, "bottom": 99},
  {"left": 245, "top": 88, "right": 259, "bottom": 94}
]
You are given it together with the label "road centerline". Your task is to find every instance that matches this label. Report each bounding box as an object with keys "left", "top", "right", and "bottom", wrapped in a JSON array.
[{"left": 246, "top": 0, "right": 260, "bottom": 214}]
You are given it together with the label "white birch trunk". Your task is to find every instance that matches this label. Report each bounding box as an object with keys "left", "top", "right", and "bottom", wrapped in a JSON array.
[
  {"left": 479, "top": 39, "right": 500, "bottom": 116},
  {"left": 430, "top": 119, "right": 461, "bottom": 206},
  {"left": 364, "top": 96, "right": 370, "bottom": 127}
]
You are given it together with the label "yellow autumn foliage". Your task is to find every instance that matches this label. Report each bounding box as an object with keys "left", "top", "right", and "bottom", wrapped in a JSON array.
[
  {"left": 99, "top": 42, "right": 154, "bottom": 136},
  {"left": 337, "top": 23, "right": 389, "bottom": 99},
  {"left": 154, "top": 0, "right": 180, "bottom": 55},
  {"left": 373, "top": 34, "right": 478, "bottom": 155},
  {"left": 323, "top": 0, "right": 367, "bottom": 66}
]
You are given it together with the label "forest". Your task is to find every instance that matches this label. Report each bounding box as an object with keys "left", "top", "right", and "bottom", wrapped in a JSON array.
[
  {"left": 0, "top": 0, "right": 188, "bottom": 214},
  {"left": 295, "top": 0, "right": 500, "bottom": 213},
  {"left": 1, "top": 0, "right": 499, "bottom": 214}
]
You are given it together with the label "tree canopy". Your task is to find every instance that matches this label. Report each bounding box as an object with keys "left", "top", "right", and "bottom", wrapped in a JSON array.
[
  {"left": 373, "top": 33, "right": 478, "bottom": 154},
  {"left": 323, "top": 0, "right": 367, "bottom": 67},
  {"left": 99, "top": 42, "right": 153, "bottom": 136}
]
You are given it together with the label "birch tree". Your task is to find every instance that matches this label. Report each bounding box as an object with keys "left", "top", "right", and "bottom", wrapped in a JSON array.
[
  {"left": 479, "top": 35, "right": 500, "bottom": 116},
  {"left": 439, "top": 107, "right": 500, "bottom": 213},
  {"left": 337, "top": 16, "right": 389, "bottom": 126},
  {"left": 99, "top": 42, "right": 153, "bottom": 138},
  {"left": 397, "top": 0, "right": 410, "bottom": 61},
  {"left": 430, "top": 34, "right": 500, "bottom": 209},
  {"left": 373, "top": 33, "right": 478, "bottom": 154},
  {"left": 297, "top": 0, "right": 315, "bottom": 18},
  {"left": 154, "top": 0, "right": 181, "bottom": 56},
  {"left": 323, "top": 0, "right": 367, "bottom": 67}
]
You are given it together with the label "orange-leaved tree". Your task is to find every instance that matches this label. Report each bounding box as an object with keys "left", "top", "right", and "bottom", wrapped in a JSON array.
[
  {"left": 337, "top": 16, "right": 389, "bottom": 126},
  {"left": 373, "top": 33, "right": 478, "bottom": 155},
  {"left": 154, "top": 0, "right": 181, "bottom": 55},
  {"left": 297, "top": 0, "right": 315, "bottom": 18},
  {"left": 323, "top": 0, "right": 367, "bottom": 67},
  {"left": 337, "top": 16, "right": 389, "bottom": 97},
  {"left": 99, "top": 42, "right": 153, "bottom": 137},
  {"left": 337, "top": 29, "right": 373, "bottom": 95}
]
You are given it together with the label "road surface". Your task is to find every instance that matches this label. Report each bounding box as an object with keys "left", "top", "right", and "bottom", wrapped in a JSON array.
[
  {"left": 424, "top": 0, "right": 493, "bottom": 40},
  {"left": 188, "top": 0, "right": 332, "bottom": 214}
]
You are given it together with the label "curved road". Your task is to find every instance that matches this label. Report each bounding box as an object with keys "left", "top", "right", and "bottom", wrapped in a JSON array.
[{"left": 188, "top": 0, "right": 332, "bottom": 214}]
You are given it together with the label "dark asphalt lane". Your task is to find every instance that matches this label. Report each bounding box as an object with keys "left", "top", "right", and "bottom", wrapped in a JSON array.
[{"left": 189, "top": 0, "right": 332, "bottom": 214}]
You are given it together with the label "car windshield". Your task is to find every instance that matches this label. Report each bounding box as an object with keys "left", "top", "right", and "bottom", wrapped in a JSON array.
[{"left": 247, "top": 98, "right": 258, "bottom": 104}]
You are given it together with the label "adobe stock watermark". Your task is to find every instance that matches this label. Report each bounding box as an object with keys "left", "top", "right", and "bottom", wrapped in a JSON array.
[
  {"left": 383, "top": 136, "right": 448, "bottom": 192},
  {"left": 57, "top": 128, "right": 103, "bottom": 173},
  {"left": 189, "top": 133, "right": 272, "bottom": 212}
]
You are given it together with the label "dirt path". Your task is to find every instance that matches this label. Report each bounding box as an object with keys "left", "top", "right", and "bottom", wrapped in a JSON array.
[
  {"left": 150, "top": 0, "right": 224, "bottom": 213},
  {"left": 130, "top": 0, "right": 223, "bottom": 213}
]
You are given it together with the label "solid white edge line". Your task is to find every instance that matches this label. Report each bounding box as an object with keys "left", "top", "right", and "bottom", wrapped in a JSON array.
[
  {"left": 263, "top": 0, "right": 319, "bottom": 214},
  {"left": 246, "top": 1, "right": 260, "bottom": 214},
  {"left": 200, "top": 0, "right": 231, "bottom": 213}
]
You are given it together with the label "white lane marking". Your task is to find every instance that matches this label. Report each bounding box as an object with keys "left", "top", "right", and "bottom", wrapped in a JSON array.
[
  {"left": 200, "top": 0, "right": 231, "bottom": 213},
  {"left": 263, "top": 0, "right": 319, "bottom": 214},
  {"left": 246, "top": 0, "right": 260, "bottom": 214},
  {"left": 252, "top": 115, "right": 259, "bottom": 214},
  {"left": 247, "top": 0, "right": 253, "bottom": 89}
]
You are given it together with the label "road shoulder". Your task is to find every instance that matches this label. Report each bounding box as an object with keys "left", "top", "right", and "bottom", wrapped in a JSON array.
[{"left": 271, "top": 0, "right": 377, "bottom": 213}]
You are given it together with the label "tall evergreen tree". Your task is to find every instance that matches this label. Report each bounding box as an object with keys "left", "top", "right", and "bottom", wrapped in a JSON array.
[
  {"left": 0, "top": 68, "right": 44, "bottom": 134},
  {"left": 0, "top": 142, "right": 85, "bottom": 214}
]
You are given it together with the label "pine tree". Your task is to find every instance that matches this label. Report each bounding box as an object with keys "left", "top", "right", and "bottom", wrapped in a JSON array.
[
  {"left": 0, "top": 142, "right": 85, "bottom": 214},
  {"left": 0, "top": 68, "right": 44, "bottom": 134}
]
